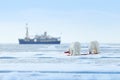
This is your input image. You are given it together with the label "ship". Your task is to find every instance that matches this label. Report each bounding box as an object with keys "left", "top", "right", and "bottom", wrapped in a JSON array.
[{"left": 18, "top": 26, "right": 61, "bottom": 44}]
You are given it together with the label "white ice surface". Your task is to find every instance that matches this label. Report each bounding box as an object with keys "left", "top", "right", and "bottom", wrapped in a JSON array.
[{"left": 0, "top": 44, "right": 120, "bottom": 80}]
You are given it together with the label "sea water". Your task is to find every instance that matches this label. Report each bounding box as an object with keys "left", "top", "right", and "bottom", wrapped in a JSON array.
[{"left": 0, "top": 43, "right": 120, "bottom": 80}]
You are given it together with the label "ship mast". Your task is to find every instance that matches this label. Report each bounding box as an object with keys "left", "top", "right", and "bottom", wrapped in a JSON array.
[{"left": 25, "top": 23, "right": 29, "bottom": 39}]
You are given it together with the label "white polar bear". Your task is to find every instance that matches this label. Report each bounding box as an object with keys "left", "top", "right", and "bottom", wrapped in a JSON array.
[
  {"left": 68, "top": 42, "right": 81, "bottom": 56},
  {"left": 89, "top": 41, "right": 99, "bottom": 54}
]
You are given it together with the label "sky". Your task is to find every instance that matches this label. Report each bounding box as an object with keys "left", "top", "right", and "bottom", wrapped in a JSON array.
[{"left": 0, "top": 0, "right": 120, "bottom": 43}]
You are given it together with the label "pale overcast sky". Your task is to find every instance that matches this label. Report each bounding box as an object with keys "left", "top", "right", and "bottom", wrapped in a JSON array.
[{"left": 0, "top": 0, "right": 120, "bottom": 43}]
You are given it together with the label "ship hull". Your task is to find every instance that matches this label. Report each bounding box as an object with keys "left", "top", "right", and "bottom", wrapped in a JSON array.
[{"left": 19, "top": 39, "right": 60, "bottom": 44}]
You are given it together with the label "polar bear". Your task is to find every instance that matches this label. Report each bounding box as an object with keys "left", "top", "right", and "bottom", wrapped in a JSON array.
[
  {"left": 89, "top": 41, "right": 99, "bottom": 54},
  {"left": 65, "top": 42, "right": 80, "bottom": 56}
]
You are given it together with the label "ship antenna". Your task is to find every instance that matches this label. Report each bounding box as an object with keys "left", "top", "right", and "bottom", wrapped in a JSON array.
[{"left": 25, "top": 23, "right": 29, "bottom": 39}]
